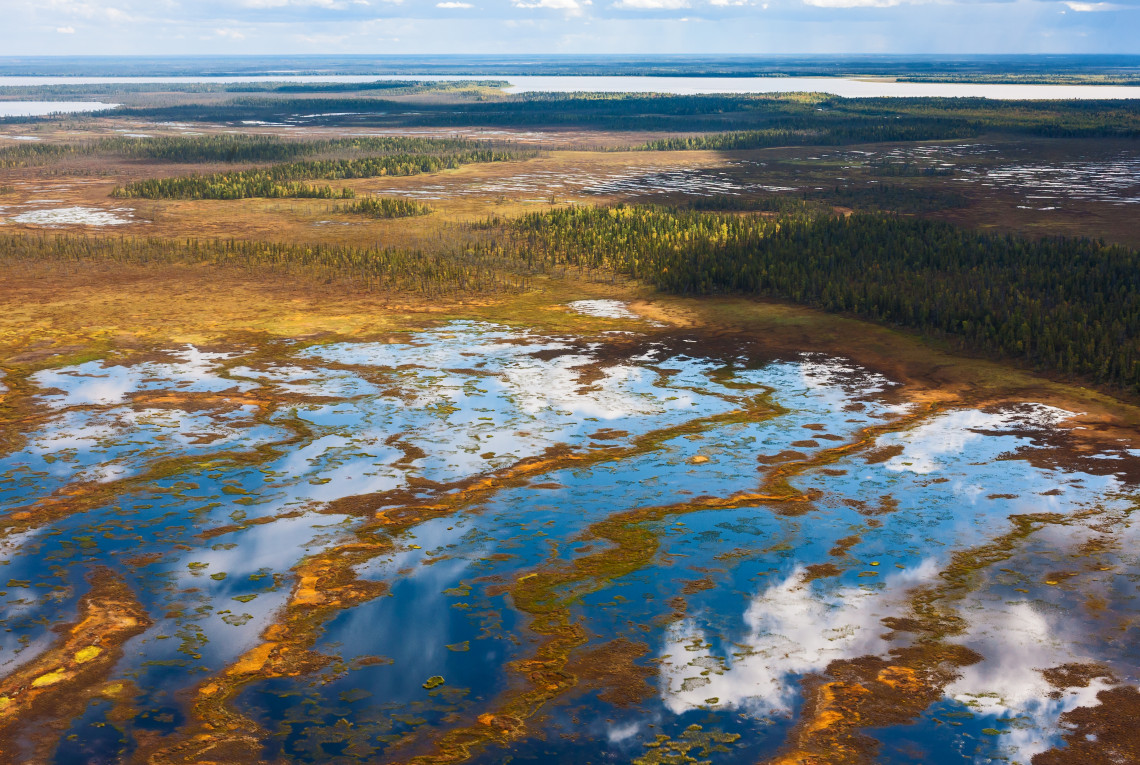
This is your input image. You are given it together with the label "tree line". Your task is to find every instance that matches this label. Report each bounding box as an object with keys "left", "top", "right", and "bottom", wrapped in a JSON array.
[
  {"left": 337, "top": 196, "right": 433, "bottom": 218},
  {"left": 0, "top": 233, "right": 530, "bottom": 296},
  {"left": 111, "top": 148, "right": 525, "bottom": 199},
  {"left": 0, "top": 134, "right": 517, "bottom": 169},
  {"left": 4, "top": 204, "right": 1139, "bottom": 392},
  {"left": 506, "top": 206, "right": 1140, "bottom": 391},
  {"left": 97, "top": 93, "right": 1140, "bottom": 138}
]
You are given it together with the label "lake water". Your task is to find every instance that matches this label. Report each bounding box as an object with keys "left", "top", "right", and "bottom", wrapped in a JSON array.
[
  {"left": 0, "top": 74, "right": 1139, "bottom": 100},
  {"left": 0, "top": 101, "right": 118, "bottom": 118},
  {"left": 2, "top": 311, "right": 1137, "bottom": 763}
]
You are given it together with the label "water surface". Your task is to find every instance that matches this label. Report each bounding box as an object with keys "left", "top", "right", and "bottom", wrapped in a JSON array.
[
  {"left": 1, "top": 315, "right": 1136, "bottom": 764},
  {"left": 1, "top": 75, "right": 1139, "bottom": 99},
  {"left": 0, "top": 101, "right": 118, "bottom": 118}
]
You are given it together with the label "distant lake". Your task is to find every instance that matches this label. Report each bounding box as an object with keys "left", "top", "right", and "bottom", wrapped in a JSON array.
[
  {"left": 1, "top": 75, "right": 1139, "bottom": 100},
  {"left": 0, "top": 101, "right": 118, "bottom": 117}
]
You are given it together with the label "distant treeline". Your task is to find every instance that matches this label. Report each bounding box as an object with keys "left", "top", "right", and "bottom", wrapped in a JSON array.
[
  {"left": 687, "top": 185, "right": 968, "bottom": 215},
  {"left": 507, "top": 206, "right": 1140, "bottom": 391},
  {"left": 0, "top": 234, "right": 529, "bottom": 295},
  {"left": 337, "top": 196, "right": 433, "bottom": 218},
  {"left": 0, "top": 54, "right": 1134, "bottom": 79},
  {"left": 111, "top": 148, "right": 524, "bottom": 199},
  {"left": 95, "top": 93, "right": 1140, "bottom": 140},
  {"left": 0, "top": 80, "right": 507, "bottom": 97},
  {"left": 0, "top": 134, "right": 512, "bottom": 168},
  {"left": 112, "top": 174, "right": 356, "bottom": 199},
  {"left": 896, "top": 74, "right": 1140, "bottom": 86}
]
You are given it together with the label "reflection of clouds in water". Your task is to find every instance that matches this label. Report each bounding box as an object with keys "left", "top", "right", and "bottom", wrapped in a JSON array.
[
  {"left": 81, "top": 463, "right": 131, "bottom": 483},
  {"left": 33, "top": 346, "right": 246, "bottom": 408},
  {"left": 276, "top": 435, "right": 405, "bottom": 502},
  {"left": 948, "top": 600, "right": 1113, "bottom": 762},
  {"left": 567, "top": 300, "right": 640, "bottom": 320},
  {"left": 660, "top": 558, "right": 1118, "bottom": 763},
  {"left": 228, "top": 363, "right": 381, "bottom": 399},
  {"left": 503, "top": 355, "right": 670, "bottom": 419},
  {"left": 606, "top": 720, "right": 643, "bottom": 744},
  {"left": 12, "top": 406, "right": 262, "bottom": 487},
  {"left": 294, "top": 323, "right": 735, "bottom": 488},
  {"left": 30, "top": 416, "right": 118, "bottom": 453},
  {"left": 35, "top": 367, "right": 140, "bottom": 407},
  {"left": 881, "top": 404, "right": 1074, "bottom": 475},
  {"left": 659, "top": 561, "right": 938, "bottom": 715},
  {"left": 150, "top": 515, "right": 345, "bottom": 666},
  {"left": 798, "top": 353, "right": 896, "bottom": 397}
]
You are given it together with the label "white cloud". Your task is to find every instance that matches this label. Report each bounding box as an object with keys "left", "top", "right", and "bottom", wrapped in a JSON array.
[
  {"left": 436, "top": 1, "right": 473, "bottom": 6},
  {"left": 1062, "top": 1, "right": 1118, "bottom": 9},
  {"left": 45, "top": 1, "right": 133, "bottom": 21},
  {"left": 214, "top": 27, "right": 246, "bottom": 39},
  {"left": 512, "top": 0, "right": 582, "bottom": 8},
  {"left": 614, "top": 0, "right": 689, "bottom": 6},
  {"left": 802, "top": 0, "right": 905, "bottom": 6},
  {"left": 56, "top": 25, "right": 76, "bottom": 32},
  {"left": 240, "top": 0, "right": 341, "bottom": 6}
]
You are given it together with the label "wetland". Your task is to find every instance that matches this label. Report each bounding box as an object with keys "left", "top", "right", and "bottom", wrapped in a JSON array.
[{"left": 1, "top": 71, "right": 1139, "bottom": 765}]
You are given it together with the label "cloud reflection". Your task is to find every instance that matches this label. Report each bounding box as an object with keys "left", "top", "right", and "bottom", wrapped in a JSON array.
[{"left": 659, "top": 561, "right": 938, "bottom": 715}]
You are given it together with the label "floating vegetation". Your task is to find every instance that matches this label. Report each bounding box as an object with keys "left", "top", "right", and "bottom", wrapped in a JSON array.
[{"left": 633, "top": 725, "right": 742, "bottom": 765}]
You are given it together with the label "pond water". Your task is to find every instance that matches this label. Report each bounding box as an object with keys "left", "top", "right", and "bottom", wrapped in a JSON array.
[
  {"left": 371, "top": 162, "right": 771, "bottom": 202},
  {"left": 1, "top": 75, "right": 1139, "bottom": 100},
  {"left": 1, "top": 315, "right": 1137, "bottom": 763},
  {"left": 3, "top": 206, "right": 137, "bottom": 227}
]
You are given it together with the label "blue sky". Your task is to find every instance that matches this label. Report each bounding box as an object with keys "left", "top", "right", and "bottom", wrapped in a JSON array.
[{"left": 2, "top": 0, "right": 1136, "bottom": 56}]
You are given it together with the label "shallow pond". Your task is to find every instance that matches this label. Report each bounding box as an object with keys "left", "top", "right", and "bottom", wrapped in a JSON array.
[{"left": 1, "top": 314, "right": 1137, "bottom": 764}]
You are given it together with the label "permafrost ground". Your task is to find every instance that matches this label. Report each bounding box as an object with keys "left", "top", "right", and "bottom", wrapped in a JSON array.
[{"left": 1, "top": 309, "right": 1138, "bottom": 764}]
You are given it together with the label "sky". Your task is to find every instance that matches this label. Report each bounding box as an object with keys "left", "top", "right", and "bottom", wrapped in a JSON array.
[{"left": 1, "top": 0, "right": 1137, "bottom": 56}]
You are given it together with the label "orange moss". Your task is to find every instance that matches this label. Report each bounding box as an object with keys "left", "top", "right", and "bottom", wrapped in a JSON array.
[{"left": 0, "top": 568, "right": 150, "bottom": 756}]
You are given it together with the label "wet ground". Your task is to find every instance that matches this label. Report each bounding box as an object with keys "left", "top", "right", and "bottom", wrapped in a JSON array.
[
  {"left": 797, "top": 143, "right": 1140, "bottom": 208},
  {"left": 0, "top": 181, "right": 140, "bottom": 228},
  {"left": 1, "top": 304, "right": 1138, "bottom": 764},
  {"left": 370, "top": 161, "right": 776, "bottom": 202}
]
